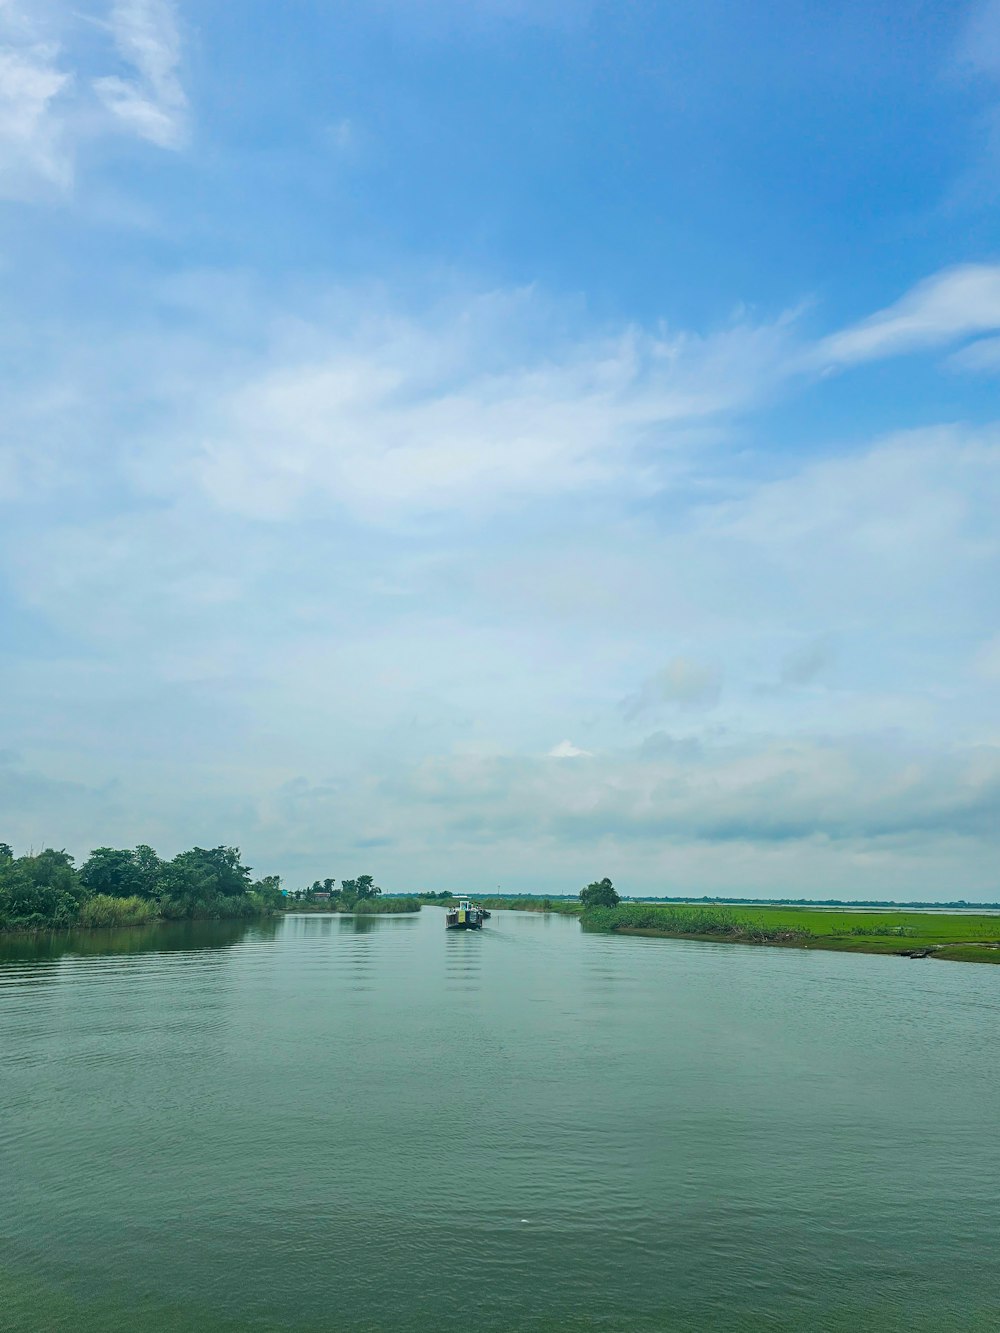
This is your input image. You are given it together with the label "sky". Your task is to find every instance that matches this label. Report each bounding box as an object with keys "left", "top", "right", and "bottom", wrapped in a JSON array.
[{"left": 2, "top": 0, "right": 1000, "bottom": 898}]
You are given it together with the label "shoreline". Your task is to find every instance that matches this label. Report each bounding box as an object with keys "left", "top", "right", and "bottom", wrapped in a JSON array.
[
  {"left": 481, "top": 897, "right": 1000, "bottom": 965},
  {"left": 603, "top": 925, "right": 1000, "bottom": 964}
]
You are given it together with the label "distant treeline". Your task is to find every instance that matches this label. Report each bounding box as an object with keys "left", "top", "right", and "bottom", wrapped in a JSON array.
[
  {"left": 284, "top": 875, "right": 420, "bottom": 913},
  {"left": 0, "top": 842, "right": 282, "bottom": 932}
]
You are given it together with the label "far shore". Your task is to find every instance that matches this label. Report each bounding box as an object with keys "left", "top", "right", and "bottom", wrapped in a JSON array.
[{"left": 485, "top": 897, "right": 1000, "bottom": 964}]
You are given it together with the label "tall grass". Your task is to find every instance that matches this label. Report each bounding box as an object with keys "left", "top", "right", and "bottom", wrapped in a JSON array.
[{"left": 77, "top": 895, "right": 157, "bottom": 927}]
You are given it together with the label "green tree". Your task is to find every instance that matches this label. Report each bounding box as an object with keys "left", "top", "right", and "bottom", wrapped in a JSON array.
[
  {"left": 251, "top": 874, "right": 283, "bottom": 908},
  {"left": 0, "top": 843, "right": 13, "bottom": 861},
  {"left": 158, "top": 846, "right": 253, "bottom": 915},
  {"left": 80, "top": 847, "right": 143, "bottom": 899},
  {"left": 132, "top": 844, "right": 164, "bottom": 898},
  {"left": 0, "top": 849, "right": 86, "bottom": 927},
  {"left": 81, "top": 845, "right": 165, "bottom": 901},
  {"left": 354, "top": 874, "right": 380, "bottom": 900},
  {"left": 579, "top": 877, "right": 620, "bottom": 909}
]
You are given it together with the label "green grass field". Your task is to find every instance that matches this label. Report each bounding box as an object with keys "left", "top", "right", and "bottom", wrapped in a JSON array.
[{"left": 580, "top": 902, "right": 1000, "bottom": 963}]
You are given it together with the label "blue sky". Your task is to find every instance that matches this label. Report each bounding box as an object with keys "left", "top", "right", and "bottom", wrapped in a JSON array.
[{"left": 2, "top": 0, "right": 1000, "bottom": 897}]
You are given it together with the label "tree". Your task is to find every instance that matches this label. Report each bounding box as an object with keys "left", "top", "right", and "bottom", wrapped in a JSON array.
[
  {"left": 0, "top": 849, "right": 86, "bottom": 927},
  {"left": 80, "top": 847, "right": 142, "bottom": 899},
  {"left": 0, "top": 843, "right": 13, "bottom": 861},
  {"left": 158, "top": 846, "right": 253, "bottom": 913},
  {"left": 252, "top": 874, "right": 283, "bottom": 908},
  {"left": 579, "top": 877, "right": 620, "bottom": 909},
  {"left": 132, "top": 845, "right": 164, "bottom": 898},
  {"left": 354, "top": 874, "right": 380, "bottom": 901}
]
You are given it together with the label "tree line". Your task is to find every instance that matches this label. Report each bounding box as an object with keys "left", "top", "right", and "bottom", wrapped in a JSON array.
[
  {"left": 0, "top": 842, "right": 282, "bottom": 931},
  {"left": 287, "top": 874, "right": 381, "bottom": 908}
]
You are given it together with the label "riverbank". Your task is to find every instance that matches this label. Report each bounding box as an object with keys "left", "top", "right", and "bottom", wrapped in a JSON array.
[{"left": 579, "top": 903, "right": 1000, "bottom": 964}]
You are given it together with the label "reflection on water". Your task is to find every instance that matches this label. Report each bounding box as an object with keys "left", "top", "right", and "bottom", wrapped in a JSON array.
[
  {"left": 444, "top": 928, "right": 484, "bottom": 995},
  {"left": 2, "top": 907, "right": 999, "bottom": 1333},
  {"left": 0, "top": 916, "right": 278, "bottom": 966}
]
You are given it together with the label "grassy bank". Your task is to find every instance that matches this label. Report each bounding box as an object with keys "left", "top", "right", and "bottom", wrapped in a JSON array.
[{"left": 580, "top": 902, "right": 1000, "bottom": 963}]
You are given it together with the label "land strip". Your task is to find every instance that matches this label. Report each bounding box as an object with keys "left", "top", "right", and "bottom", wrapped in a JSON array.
[{"left": 477, "top": 897, "right": 1000, "bottom": 964}]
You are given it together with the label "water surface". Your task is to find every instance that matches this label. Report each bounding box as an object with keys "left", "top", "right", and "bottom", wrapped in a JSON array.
[{"left": 2, "top": 909, "right": 998, "bottom": 1331}]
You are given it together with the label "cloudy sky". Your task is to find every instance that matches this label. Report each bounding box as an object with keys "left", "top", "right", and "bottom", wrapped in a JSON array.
[{"left": 2, "top": 0, "right": 1000, "bottom": 898}]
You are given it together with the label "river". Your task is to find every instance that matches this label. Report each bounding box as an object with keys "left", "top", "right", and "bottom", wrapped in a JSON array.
[{"left": 2, "top": 908, "right": 998, "bottom": 1331}]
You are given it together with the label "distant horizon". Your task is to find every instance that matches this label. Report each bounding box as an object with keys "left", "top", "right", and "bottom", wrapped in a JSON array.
[{"left": 401, "top": 891, "right": 1000, "bottom": 909}]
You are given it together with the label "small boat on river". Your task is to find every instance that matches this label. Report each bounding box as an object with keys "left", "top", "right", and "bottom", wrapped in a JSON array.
[{"left": 446, "top": 898, "right": 485, "bottom": 930}]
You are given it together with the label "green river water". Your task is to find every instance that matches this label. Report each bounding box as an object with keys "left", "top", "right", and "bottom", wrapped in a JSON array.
[{"left": 2, "top": 907, "right": 999, "bottom": 1331}]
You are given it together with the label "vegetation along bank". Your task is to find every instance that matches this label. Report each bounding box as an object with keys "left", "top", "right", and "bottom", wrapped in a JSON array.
[
  {"left": 0, "top": 842, "right": 285, "bottom": 932},
  {"left": 484, "top": 879, "right": 1000, "bottom": 964},
  {"left": 583, "top": 897, "right": 1000, "bottom": 965},
  {"left": 0, "top": 840, "right": 419, "bottom": 934},
  {"left": 284, "top": 875, "right": 420, "bottom": 914}
]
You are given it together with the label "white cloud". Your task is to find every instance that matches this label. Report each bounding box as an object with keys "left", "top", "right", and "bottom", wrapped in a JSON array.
[
  {"left": 548, "top": 740, "right": 592, "bottom": 758},
  {"left": 0, "top": 0, "right": 187, "bottom": 199},
  {"left": 948, "top": 333, "right": 1000, "bottom": 373},
  {"left": 4, "top": 271, "right": 1000, "bottom": 893},
  {"left": 93, "top": 0, "right": 187, "bottom": 149},
  {"left": 811, "top": 265, "right": 1000, "bottom": 367},
  {"left": 0, "top": 21, "right": 72, "bottom": 197},
  {"left": 173, "top": 294, "right": 794, "bottom": 521},
  {"left": 394, "top": 736, "right": 1000, "bottom": 850}
]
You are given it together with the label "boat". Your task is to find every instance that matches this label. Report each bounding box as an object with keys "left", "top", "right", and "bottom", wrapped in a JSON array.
[{"left": 446, "top": 898, "right": 485, "bottom": 930}]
